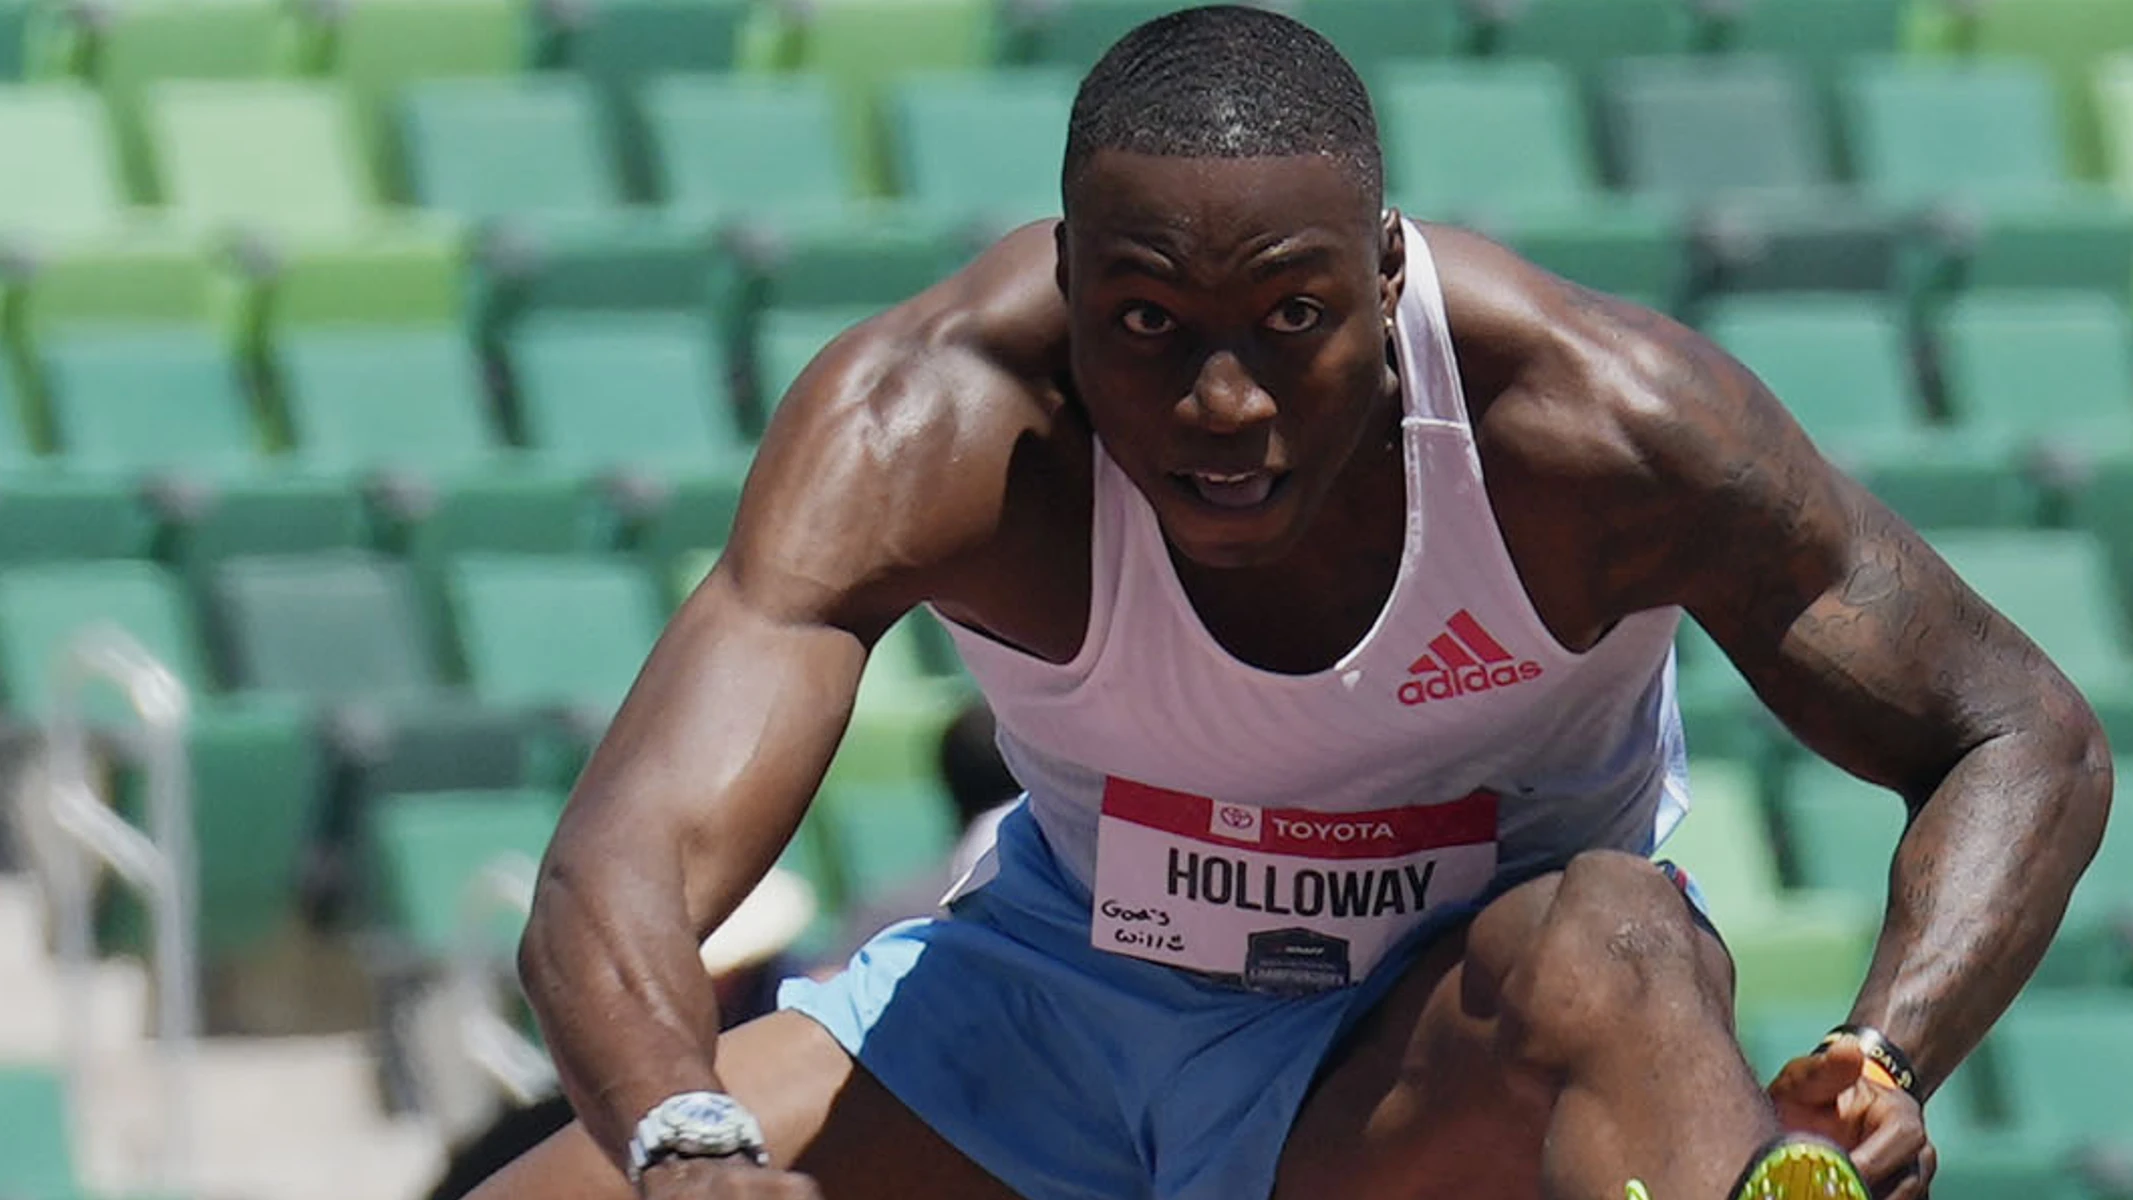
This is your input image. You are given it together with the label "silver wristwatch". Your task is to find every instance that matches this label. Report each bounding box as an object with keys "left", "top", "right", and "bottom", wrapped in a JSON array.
[{"left": 626, "top": 1091, "right": 771, "bottom": 1183}]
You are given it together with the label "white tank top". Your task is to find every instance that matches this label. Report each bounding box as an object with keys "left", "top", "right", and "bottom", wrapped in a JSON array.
[{"left": 938, "top": 221, "right": 1690, "bottom": 903}]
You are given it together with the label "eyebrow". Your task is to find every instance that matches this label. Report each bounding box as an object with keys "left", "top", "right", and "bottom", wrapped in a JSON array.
[
  {"left": 1098, "top": 242, "right": 1182, "bottom": 281},
  {"left": 1095, "top": 238, "right": 1342, "bottom": 283},
  {"left": 1245, "top": 242, "right": 1338, "bottom": 281}
]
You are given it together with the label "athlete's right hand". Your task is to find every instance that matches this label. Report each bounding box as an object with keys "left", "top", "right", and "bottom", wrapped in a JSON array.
[{"left": 639, "top": 1157, "right": 825, "bottom": 1200}]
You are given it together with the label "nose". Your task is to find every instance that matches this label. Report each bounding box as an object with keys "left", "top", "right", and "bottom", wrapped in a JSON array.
[{"left": 1181, "top": 351, "right": 1277, "bottom": 433}]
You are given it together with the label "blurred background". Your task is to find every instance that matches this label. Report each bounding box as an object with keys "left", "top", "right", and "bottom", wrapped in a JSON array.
[{"left": 0, "top": 0, "right": 2131, "bottom": 1196}]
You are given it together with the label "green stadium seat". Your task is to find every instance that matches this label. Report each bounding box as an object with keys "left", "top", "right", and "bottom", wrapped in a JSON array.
[
  {"left": 506, "top": 312, "right": 748, "bottom": 553},
  {"left": 40, "top": 326, "right": 368, "bottom": 567},
  {"left": 276, "top": 327, "right": 594, "bottom": 560},
  {"left": 210, "top": 552, "right": 440, "bottom": 704},
  {"left": 0, "top": 557, "right": 212, "bottom": 723},
  {"left": 1378, "top": 61, "right": 1685, "bottom": 311},
  {"left": 143, "top": 80, "right": 464, "bottom": 328},
  {"left": 1602, "top": 56, "right": 1898, "bottom": 296},
  {"left": 363, "top": 787, "right": 562, "bottom": 957},
  {"left": 0, "top": 1065, "right": 76, "bottom": 1199},
  {"left": 0, "top": 83, "right": 236, "bottom": 345},
  {"left": 1702, "top": 294, "right": 1922, "bottom": 445},
  {"left": 1771, "top": 753, "right": 1906, "bottom": 919},
  {"left": 397, "top": 75, "right": 710, "bottom": 327},
  {"left": 2102, "top": 55, "right": 2133, "bottom": 201},
  {"left": 1841, "top": 59, "right": 2133, "bottom": 303},
  {"left": 445, "top": 553, "right": 663, "bottom": 731},
  {"left": 812, "top": 776, "right": 960, "bottom": 904},
  {"left": 1011, "top": 0, "right": 1183, "bottom": 71},
  {"left": 1990, "top": 992, "right": 2133, "bottom": 1151},
  {"left": 548, "top": 0, "right": 748, "bottom": 198},
  {"left": 553, "top": 0, "right": 746, "bottom": 90},
  {"left": 89, "top": 0, "right": 302, "bottom": 199},
  {"left": 1966, "top": 0, "right": 2133, "bottom": 182},
  {"left": 2069, "top": 454, "right": 2133, "bottom": 633},
  {"left": 887, "top": 69, "right": 1074, "bottom": 233},
  {"left": 1708, "top": 0, "right": 1905, "bottom": 91},
  {"left": 787, "top": 0, "right": 1001, "bottom": 197},
  {"left": 814, "top": 611, "right": 971, "bottom": 903},
  {"left": 705, "top": 214, "right": 965, "bottom": 394},
  {"left": 1659, "top": 758, "right": 1878, "bottom": 1023},
  {"left": 0, "top": 81, "right": 138, "bottom": 240},
  {"left": 1701, "top": 293, "right": 2028, "bottom": 527},
  {"left": 642, "top": 73, "right": 858, "bottom": 223},
  {"left": 1932, "top": 291, "right": 2133, "bottom": 469},
  {"left": 207, "top": 551, "right": 535, "bottom": 905},
  {"left": 399, "top": 76, "right": 624, "bottom": 222},
  {"left": 1930, "top": 1137, "right": 2093, "bottom": 1200},
  {"left": 1499, "top": 212, "right": 1690, "bottom": 315},
  {"left": 1293, "top": 0, "right": 1463, "bottom": 74},
  {"left": 777, "top": 809, "right": 847, "bottom": 950},
  {"left": 1673, "top": 620, "right": 1780, "bottom": 765},
  {"left": 1380, "top": 60, "right": 1603, "bottom": 222},
  {"left": 0, "top": 0, "right": 72, "bottom": 81},
  {"left": 752, "top": 305, "right": 879, "bottom": 431},
  {"left": 1480, "top": 0, "right": 1696, "bottom": 84},
  {"left": 0, "top": 348, "right": 152, "bottom": 563},
  {"left": 0, "top": 559, "right": 324, "bottom": 964},
  {"left": 318, "top": 0, "right": 528, "bottom": 191},
  {"left": 95, "top": 693, "right": 323, "bottom": 967}
]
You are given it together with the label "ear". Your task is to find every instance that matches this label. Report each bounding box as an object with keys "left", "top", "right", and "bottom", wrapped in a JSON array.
[
  {"left": 1378, "top": 208, "right": 1406, "bottom": 326},
  {"left": 1053, "top": 219, "right": 1071, "bottom": 300}
]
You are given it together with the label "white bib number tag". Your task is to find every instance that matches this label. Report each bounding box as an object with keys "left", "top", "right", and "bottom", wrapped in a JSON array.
[{"left": 1090, "top": 778, "right": 1499, "bottom": 992}]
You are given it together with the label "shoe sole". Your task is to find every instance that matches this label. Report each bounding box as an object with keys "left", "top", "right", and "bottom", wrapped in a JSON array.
[{"left": 1728, "top": 1136, "right": 1872, "bottom": 1200}]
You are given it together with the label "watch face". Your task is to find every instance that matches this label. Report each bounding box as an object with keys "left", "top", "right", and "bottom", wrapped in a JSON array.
[{"left": 671, "top": 1093, "right": 737, "bottom": 1127}]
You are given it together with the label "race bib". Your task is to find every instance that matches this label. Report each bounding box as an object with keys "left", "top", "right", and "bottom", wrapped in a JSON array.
[{"left": 1090, "top": 777, "right": 1498, "bottom": 992}]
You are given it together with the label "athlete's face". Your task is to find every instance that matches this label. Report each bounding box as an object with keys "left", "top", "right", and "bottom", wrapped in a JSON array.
[{"left": 1058, "top": 150, "right": 1403, "bottom": 570}]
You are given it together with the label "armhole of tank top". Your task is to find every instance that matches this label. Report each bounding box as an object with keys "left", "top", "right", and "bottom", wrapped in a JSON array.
[{"left": 925, "top": 434, "right": 1116, "bottom": 680}]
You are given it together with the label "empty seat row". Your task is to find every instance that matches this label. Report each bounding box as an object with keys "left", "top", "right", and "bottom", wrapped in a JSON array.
[
  {"left": 1702, "top": 289, "right": 2133, "bottom": 529},
  {"left": 1390, "top": 53, "right": 2133, "bottom": 312},
  {"left": 0, "top": 549, "right": 970, "bottom": 961}
]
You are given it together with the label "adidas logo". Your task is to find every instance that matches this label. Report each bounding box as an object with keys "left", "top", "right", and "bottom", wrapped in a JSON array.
[{"left": 1398, "top": 609, "right": 1543, "bottom": 706}]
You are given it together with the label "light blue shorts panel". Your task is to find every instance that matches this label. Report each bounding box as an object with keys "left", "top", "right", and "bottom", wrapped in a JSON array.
[{"left": 776, "top": 804, "right": 1485, "bottom": 1200}]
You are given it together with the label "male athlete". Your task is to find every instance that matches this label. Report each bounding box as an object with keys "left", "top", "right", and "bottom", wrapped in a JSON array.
[{"left": 471, "top": 8, "right": 2111, "bottom": 1200}]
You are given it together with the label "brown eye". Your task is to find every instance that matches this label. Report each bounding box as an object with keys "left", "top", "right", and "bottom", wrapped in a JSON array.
[
  {"left": 1265, "top": 297, "right": 1324, "bottom": 334},
  {"left": 1120, "top": 303, "right": 1176, "bottom": 336}
]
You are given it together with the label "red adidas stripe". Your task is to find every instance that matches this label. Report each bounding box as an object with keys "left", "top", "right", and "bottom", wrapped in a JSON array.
[{"left": 1447, "top": 610, "right": 1513, "bottom": 663}]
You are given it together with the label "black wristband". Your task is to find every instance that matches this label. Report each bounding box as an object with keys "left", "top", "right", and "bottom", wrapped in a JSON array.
[{"left": 1816, "top": 1024, "right": 1923, "bottom": 1102}]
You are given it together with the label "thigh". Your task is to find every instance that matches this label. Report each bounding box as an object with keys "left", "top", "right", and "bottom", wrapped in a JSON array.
[
  {"left": 1272, "top": 921, "right": 1547, "bottom": 1200},
  {"left": 1272, "top": 870, "right": 1738, "bottom": 1200},
  {"left": 462, "top": 1010, "right": 1022, "bottom": 1200}
]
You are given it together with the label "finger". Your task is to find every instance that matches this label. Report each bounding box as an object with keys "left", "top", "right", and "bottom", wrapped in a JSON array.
[
  {"left": 1777, "top": 1042, "right": 1869, "bottom": 1108},
  {"left": 1880, "top": 1166, "right": 1927, "bottom": 1200},
  {"left": 1847, "top": 1102, "right": 1927, "bottom": 1182}
]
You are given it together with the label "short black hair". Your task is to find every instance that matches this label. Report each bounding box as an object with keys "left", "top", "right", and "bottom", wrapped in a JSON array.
[{"left": 1062, "top": 5, "right": 1382, "bottom": 210}]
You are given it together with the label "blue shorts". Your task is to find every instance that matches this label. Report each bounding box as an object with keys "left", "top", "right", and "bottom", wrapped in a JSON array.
[{"left": 776, "top": 805, "right": 1492, "bottom": 1200}]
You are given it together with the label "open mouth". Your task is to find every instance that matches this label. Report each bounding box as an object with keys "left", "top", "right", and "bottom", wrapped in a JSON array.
[{"left": 1172, "top": 469, "right": 1283, "bottom": 510}]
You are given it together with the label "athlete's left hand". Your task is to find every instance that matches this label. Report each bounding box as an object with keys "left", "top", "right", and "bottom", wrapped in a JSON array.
[{"left": 1767, "top": 1039, "right": 1935, "bottom": 1200}]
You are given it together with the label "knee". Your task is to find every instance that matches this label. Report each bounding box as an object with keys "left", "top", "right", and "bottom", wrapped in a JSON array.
[{"left": 1467, "top": 851, "right": 1720, "bottom": 1067}]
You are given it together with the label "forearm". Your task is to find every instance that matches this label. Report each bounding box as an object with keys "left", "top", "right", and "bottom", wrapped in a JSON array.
[
  {"left": 1847, "top": 721, "right": 2111, "bottom": 1097},
  {"left": 520, "top": 838, "right": 732, "bottom": 1166}
]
